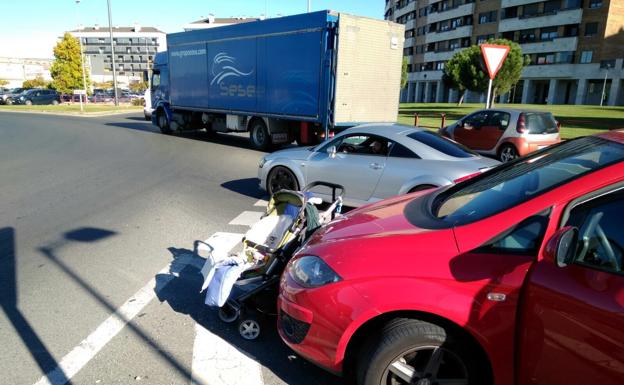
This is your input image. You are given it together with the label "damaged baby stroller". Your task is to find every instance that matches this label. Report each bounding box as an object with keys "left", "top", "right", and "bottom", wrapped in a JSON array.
[{"left": 203, "top": 182, "right": 344, "bottom": 340}]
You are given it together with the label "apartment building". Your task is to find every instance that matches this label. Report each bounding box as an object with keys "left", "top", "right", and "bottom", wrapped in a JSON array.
[
  {"left": 385, "top": 0, "right": 624, "bottom": 105},
  {"left": 183, "top": 15, "right": 262, "bottom": 31},
  {"left": 69, "top": 25, "right": 166, "bottom": 86}
]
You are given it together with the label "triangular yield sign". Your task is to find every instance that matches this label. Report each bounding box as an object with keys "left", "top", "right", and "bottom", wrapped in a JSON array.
[{"left": 480, "top": 44, "right": 510, "bottom": 80}]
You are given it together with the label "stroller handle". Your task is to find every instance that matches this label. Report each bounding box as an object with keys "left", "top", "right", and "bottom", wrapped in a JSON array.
[{"left": 303, "top": 182, "right": 345, "bottom": 202}]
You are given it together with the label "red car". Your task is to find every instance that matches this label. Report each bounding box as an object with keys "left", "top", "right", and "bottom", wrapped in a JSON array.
[{"left": 278, "top": 130, "right": 624, "bottom": 385}]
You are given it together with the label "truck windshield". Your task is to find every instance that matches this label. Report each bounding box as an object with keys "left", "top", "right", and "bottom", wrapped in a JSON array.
[{"left": 433, "top": 136, "right": 624, "bottom": 225}]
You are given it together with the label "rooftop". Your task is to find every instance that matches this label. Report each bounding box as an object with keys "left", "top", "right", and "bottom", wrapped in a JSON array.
[{"left": 70, "top": 26, "right": 164, "bottom": 33}]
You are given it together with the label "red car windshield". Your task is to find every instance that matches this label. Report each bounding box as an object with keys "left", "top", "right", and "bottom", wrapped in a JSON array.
[{"left": 432, "top": 136, "right": 624, "bottom": 225}]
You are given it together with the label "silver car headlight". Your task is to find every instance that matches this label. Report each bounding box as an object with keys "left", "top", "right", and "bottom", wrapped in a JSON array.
[
  {"left": 289, "top": 255, "right": 341, "bottom": 288},
  {"left": 258, "top": 157, "right": 267, "bottom": 168}
]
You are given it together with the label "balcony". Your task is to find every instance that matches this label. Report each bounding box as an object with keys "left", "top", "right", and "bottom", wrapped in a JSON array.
[
  {"left": 404, "top": 37, "right": 416, "bottom": 47},
  {"left": 499, "top": 8, "right": 583, "bottom": 32},
  {"left": 521, "top": 36, "right": 578, "bottom": 54},
  {"left": 427, "top": 3, "right": 475, "bottom": 24},
  {"left": 424, "top": 49, "right": 459, "bottom": 62},
  {"left": 394, "top": 4, "right": 417, "bottom": 18},
  {"left": 425, "top": 25, "right": 472, "bottom": 44},
  {"left": 502, "top": 0, "right": 546, "bottom": 6}
]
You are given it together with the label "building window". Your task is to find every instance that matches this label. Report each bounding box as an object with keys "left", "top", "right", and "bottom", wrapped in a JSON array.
[
  {"left": 589, "top": 0, "right": 603, "bottom": 8},
  {"left": 501, "top": 6, "right": 518, "bottom": 19},
  {"left": 544, "top": 0, "right": 561, "bottom": 13},
  {"left": 502, "top": 31, "right": 516, "bottom": 41},
  {"left": 556, "top": 51, "right": 574, "bottom": 64},
  {"left": 540, "top": 26, "right": 558, "bottom": 40},
  {"left": 562, "top": 0, "right": 582, "bottom": 9},
  {"left": 436, "top": 62, "right": 445, "bottom": 70},
  {"left": 522, "top": 3, "right": 539, "bottom": 17},
  {"left": 477, "top": 34, "right": 494, "bottom": 44},
  {"left": 564, "top": 24, "right": 579, "bottom": 37},
  {"left": 536, "top": 53, "right": 555, "bottom": 65},
  {"left": 449, "top": 39, "right": 460, "bottom": 50},
  {"left": 479, "top": 11, "right": 497, "bottom": 24},
  {"left": 519, "top": 29, "right": 536, "bottom": 43},
  {"left": 600, "top": 59, "right": 616, "bottom": 69},
  {"left": 585, "top": 22, "right": 598, "bottom": 37},
  {"left": 580, "top": 51, "right": 592, "bottom": 63}
]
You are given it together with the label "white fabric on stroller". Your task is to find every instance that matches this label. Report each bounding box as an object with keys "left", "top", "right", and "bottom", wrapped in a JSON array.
[{"left": 202, "top": 256, "right": 251, "bottom": 307}]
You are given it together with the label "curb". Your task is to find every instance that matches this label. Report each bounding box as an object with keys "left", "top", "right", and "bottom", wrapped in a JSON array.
[{"left": 0, "top": 109, "right": 143, "bottom": 118}]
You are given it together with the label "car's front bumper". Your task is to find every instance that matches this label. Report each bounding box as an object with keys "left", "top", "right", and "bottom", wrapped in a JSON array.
[{"left": 277, "top": 270, "right": 372, "bottom": 374}]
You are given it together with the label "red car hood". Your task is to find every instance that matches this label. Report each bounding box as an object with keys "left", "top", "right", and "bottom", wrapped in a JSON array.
[{"left": 298, "top": 192, "right": 460, "bottom": 280}]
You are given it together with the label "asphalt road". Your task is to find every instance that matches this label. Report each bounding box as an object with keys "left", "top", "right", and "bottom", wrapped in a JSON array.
[{"left": 0, "top": 112, "right": 341, "bottom": 385}]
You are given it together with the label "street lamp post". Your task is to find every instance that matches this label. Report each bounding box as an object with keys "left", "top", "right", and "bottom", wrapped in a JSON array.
[
  {"left": 75, "top": 0, "right": 88, "bottom": 112},
  {"left": 308, "top": 0, "right": 311, "bottom": 12},
  {"left": 107, "top": 0, "right": 119, "bottom": 106},
  {"left": 600, "top": 63, "right": 611, "bottom": 107}
]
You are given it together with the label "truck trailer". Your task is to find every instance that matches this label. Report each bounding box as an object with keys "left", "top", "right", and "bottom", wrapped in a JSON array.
[{"left": 150, "top": 10, "right": 405, "bottom": 150}]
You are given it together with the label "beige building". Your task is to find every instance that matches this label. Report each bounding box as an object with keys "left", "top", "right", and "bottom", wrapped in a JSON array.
[
  {"left": 386, "top": 0, "right": 624, "bottom": 105},
  {"left": 0, "top": 57, "right": 52, "bottom": 88}
]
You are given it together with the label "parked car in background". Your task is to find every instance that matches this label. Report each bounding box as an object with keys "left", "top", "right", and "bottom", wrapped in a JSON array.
[
  {"left": 278, "top": 131, "right": 624, "bottom": 385},
  {"left": 440, "top": 108, "right": 561, "bottom": 162},
  {"left": 258, "top": 124, "right": 499, "bottom": 207},
  {"left": 11, "top": 89, "right": 60, "bottom": 105},
  {"left": 1, "top": 87, "right": 30, "bottom": 105},
  {"left": 143, "top": 88, "right": 153, "bottom": 121},
  {"left": 89, "top": 89, "right": 113, "bottom": 103}
]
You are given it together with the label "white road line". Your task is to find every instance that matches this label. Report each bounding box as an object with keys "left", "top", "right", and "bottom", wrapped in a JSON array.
[
  {"left": 33, "top": 254, "right": 196, "bottom": 385},
  {"left": 192, "top": 231, "right": 264, "bottom": 385},
  {"left": 228, "top": 211, "right": 264, "bottom": 227},
  {"left": 253, "top": 199, "right": 268, "bottom": 207}
]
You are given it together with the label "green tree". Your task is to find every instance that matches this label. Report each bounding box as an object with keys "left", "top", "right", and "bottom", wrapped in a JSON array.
[
  {"left": 129, "top": 80, "right": 148, "bottom": 93},
  {"left": 0, "top": 79, "right": 9, "bottom": 87},
  {"left": 443, "top": 38, "right": 529, "bottom": 105},
  {"left": 22, "top": 75, "right": 50, "bottom": 89},
  {"left": 400, "top": 57, "right": 409, "bottom": 89},
  {"left": 50, "top": 33, "right": 91, "bottom": 95}
]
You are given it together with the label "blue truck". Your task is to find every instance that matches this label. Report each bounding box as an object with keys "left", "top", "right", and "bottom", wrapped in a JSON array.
[{"left": 150, "top": 10, "right": 404, "bottom": 150}]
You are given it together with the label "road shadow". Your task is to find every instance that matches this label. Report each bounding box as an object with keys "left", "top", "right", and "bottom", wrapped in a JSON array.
[
  {"left": 105, "top": 116, "right": 299, "bottom": 153},
  {"left": 1, "top": 227, "right": 73, "bottom": 384},
  {"left": 156, "top": 247, "right": 343, "bottom": 385},
  {"left": 221, "top": 178, "right": 266, "bottom": 200},
  {"left": 34, "top": 227, "right": 196, "bottom": 384}
]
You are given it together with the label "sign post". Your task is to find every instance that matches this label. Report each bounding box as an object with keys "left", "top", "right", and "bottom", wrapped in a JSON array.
[
  {"left": 73, "top": 89, "right": 87, "bottom": 113},
  {"left": 480, "top": 44, "right": 510, "bottom": 109}
]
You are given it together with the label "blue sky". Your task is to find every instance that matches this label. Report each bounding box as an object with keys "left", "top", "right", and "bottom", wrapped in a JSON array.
[{"left": 0, "top": 0, "right": 384, "bottom": 58}]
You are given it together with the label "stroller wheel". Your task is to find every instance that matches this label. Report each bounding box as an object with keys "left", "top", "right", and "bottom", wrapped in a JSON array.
[
  {"left": 218, "top": 305, "right": 239, "bottom": 323},
  {"left": 238, "top": 318, "right": 261, "bottom": 340}
]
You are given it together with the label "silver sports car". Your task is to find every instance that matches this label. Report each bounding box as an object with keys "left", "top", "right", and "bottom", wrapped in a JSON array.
[{"left": 258, "top": 124, "right": 500, "bottom": 207}]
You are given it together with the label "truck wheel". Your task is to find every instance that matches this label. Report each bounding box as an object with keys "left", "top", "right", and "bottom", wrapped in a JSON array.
[
  {"left": 267, "top": 166, "right": 299, "bottom": 195},
  {"left": 157, "top": 110, "right": 172, "bottom": 135},
  {"left": 357, "top": 318, "right": 484, "bottom": 385},
  {"left": 250, "top": 120, "right": 271, "bottom": 151}
]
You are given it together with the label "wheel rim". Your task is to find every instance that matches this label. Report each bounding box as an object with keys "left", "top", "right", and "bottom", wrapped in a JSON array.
[
  {"left": 500, "top": 147, "right": 517, "bottom": 162},
  {"left": 382, "top": 346, "right": 469, "bottom": 385},
  {"left": 239, "top": 320, "right": 260, "bottom": 340},
  {"left": 253, "top": 125, "right": 265, "bottom": 146},
  {"left": 218, "top": 306, "right": 239, "bottom": 323},
  {"left": 159, "top": 114, "right": 167, "bottom": 129},
  {"left": 269, "top": 168, "right": 297, "bottom": 193}
]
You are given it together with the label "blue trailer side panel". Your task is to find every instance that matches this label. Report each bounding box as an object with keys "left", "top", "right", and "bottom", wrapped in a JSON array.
[
  {"left": 166, "top": 11, "right": 334, "bottom": 122},
  {"left": 168, "top": 44, "right": 208, "bottom": 108}
]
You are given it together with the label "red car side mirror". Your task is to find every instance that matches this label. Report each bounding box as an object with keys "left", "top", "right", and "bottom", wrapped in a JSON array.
[{"left": 543, "top": 226, "right": 578, "bottom": 267}]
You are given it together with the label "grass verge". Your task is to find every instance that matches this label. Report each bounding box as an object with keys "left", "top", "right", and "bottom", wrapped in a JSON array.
[{"left": 398, "top": 103, "right": 624, "bottom": 139}]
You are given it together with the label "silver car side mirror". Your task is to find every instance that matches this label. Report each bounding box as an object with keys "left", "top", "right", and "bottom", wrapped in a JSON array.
[{"left": 327, "top": 146, "right": 337, "bottom": 158}]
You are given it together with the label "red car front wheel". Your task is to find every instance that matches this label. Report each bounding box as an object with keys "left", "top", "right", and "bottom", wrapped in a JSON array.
[{"left": 356, "top": 318, "right": 487, "bottom": 385}]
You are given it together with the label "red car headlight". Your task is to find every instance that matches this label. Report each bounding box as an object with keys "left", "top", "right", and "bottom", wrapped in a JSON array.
[{"left": 289, "top": 256, "right": 341, "bottom": 288}]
